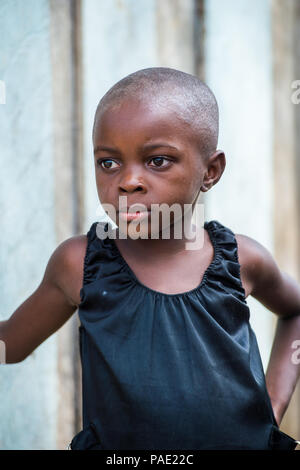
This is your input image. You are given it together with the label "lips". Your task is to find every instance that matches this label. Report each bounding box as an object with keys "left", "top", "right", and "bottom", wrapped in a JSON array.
[
  {"left": 118, "top": 211, "right": 149, "bottom": 222},
  {"left": 117, "top": 204, "right": 151, "bottom": 214},
  {"left": 116, "top": 204, "right": 150, "bottom": 222}
]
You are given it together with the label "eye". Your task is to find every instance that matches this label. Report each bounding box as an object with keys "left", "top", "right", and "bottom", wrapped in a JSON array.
[
  {"left": 97, "top": 159, "right": 119, "bottom": 170},
  {"left": 148, "top": 156, "right": 171, "bottom": 168}
]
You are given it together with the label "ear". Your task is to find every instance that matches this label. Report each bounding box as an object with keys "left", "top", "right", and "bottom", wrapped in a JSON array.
[{"left": 200, "top": 150, "right": 226, "bottom": 191}]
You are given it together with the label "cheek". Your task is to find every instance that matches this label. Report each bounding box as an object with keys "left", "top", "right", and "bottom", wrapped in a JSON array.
[
  {"left": 171, "top": 159, "right": 202, "bottom": 197},
  {"left": 185, "top": 167, "right": 203, "bottom": 200},
  {"left": 95, "top": 169, "right": 113, "bottom": 196},
  {"left": 95, "top": 179, "right": 112, "bottom": 204},
  {"left": 168, "top": 173, "right": 201, "bottom": 205}
]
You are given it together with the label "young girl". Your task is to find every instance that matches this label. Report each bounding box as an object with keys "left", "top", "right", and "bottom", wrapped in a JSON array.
[{"left": 1, "top": 67, "right": 300, "bottom": 450}]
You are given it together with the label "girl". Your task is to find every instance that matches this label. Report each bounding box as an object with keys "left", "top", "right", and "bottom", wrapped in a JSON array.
[{"left": 1, "top": 67, "right": 300, "bottom": 450}]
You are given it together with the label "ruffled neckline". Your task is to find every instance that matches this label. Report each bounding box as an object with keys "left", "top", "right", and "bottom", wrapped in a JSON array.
[
  {"left": 82, "top": 219, "right": 247, "bottom": 302},
  {"left": 107, "top": 221, "right": 221, "bottom": 298}
]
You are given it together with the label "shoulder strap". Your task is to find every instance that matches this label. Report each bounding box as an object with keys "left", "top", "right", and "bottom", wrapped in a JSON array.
[
  {"left": 82, "top": 221, "right": 123, "bottom": 287},
  {"left": 204, "top": 219, "right": 247, "bottom": 303},
  {"left": 83, "top": 222, "right": 100, "bottom": 286}
]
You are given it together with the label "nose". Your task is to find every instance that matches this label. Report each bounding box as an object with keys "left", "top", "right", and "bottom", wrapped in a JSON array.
[{"left": 118, "top": 169, "right": 147, "bottom": 194}]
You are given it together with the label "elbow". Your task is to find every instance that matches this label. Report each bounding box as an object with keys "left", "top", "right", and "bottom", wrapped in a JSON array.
[{"left": 279, "top": 311, "right": 300, "bottom": 321}]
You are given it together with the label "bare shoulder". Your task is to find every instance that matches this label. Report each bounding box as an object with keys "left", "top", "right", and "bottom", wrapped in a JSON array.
[
  {"left": 235, "top": 233, "right": 282, "bottom": 299},
  {"left": 43, "top": 234, "right": 88, "bottom": 307},
  {"left": 235, "top": 232, "right": 272, "bottom": 265},
  {"left": 235, "top": 232, "right": 300, "bottom": 317}
]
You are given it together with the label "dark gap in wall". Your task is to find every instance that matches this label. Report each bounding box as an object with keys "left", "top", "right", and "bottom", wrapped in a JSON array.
[
  {"left": 70, "top": 0, "right": 84, "bottom": 237},
  {"left": 193, "top": 0, "right": 205, "bottom": 80},
  {"left": 70, "top": 0, "right": 84, "bottom": 435}
]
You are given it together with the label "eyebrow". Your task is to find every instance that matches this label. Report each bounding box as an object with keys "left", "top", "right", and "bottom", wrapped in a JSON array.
[
  {"left": 93, "top": 143, "right": 179, "bottom": 155},
  {"left": 94, "top": 145, "right": 119, "bottom": 155}
]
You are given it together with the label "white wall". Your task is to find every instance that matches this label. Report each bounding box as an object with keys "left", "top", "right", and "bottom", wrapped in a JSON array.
[
  {"left": 0, "top": 0, "right": 58, "bottom": 450},
  {"left": 204, "top": 0, "right": 274, "bottom": 368}
]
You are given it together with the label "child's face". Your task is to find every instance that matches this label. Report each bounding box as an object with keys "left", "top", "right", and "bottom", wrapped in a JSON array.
[{"left": 93, "top": 97, "right": 210, "bottom": 236}]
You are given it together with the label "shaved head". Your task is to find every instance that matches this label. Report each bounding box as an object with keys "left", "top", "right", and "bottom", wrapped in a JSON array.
[{"left": 93, "top": 67, "right": 219, "bottom": 160}]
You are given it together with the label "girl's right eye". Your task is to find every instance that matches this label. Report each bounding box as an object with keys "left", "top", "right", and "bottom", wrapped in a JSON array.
[{"left": 97, "top": 159, "right": 119, "bottom": 170}]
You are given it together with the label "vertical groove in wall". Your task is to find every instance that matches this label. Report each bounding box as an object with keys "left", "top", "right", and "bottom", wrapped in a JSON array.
[
  {"left": 70, "top": 0, "right": 84, "bottom": 237},
  {"left": 49, "top": 0, "right": 75, "bottom": 449},
  {"left": 70, "top": 0, "right": 84, "bottom": 436},
  {"left": 193, "top": 0, "right": 206, "bottom": 212},
  {"left": 49, "top": 0, "right": 84, "bottom": 448},
  {"left": 271, "top": 0, "right": 300, "bottom": 438}
]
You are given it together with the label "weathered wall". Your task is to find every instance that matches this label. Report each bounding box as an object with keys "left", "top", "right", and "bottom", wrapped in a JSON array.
[
  {"left": 271, "top": 0, "right": 300, "bottom": 439},
  {"left": 1, "top": 0, "right": 298, "bottom": 449},
  {"left": 0, "top": 0, "right": 58, "bottom": 450},
  {"left": 203, "top": 0, "right": 274, "bottom": 368}
]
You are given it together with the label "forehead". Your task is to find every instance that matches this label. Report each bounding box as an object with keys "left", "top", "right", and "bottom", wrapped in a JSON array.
[{"left": 93, "top": 97, "right": 198, "bottom": 147}]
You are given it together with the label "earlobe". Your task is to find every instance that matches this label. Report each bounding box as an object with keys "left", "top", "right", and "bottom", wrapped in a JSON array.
[
  {"left": 201, "top": 151, "right": 225, "bottom": 191},
  {"left": 200, "top": 184, "right": 210, "bottom": 192}
]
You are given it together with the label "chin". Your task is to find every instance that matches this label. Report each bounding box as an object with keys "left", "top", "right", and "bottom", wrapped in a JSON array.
[{"left": 118, "top": 220, "right": 172, "bottom": 240}]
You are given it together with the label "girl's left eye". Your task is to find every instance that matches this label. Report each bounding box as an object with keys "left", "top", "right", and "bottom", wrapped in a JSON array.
[{"left": 148, "top": 156, "right": 171, "bottom": 168}]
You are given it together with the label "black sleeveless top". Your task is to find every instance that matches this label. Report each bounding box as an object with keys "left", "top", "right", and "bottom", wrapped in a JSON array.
[{"left": 69, "top": 220, "right": 297, "bottom": 450}]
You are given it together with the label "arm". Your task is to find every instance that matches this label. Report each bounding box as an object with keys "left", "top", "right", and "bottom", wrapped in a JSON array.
[
  {"left": 265, "top": 301, "right": 300, "bottom": 425},
  {"left": 0, "top": 237, "right": 85, "bottom": 363},
  {"left": 237, "top": 234, "right": 300, "bottom": 426}
]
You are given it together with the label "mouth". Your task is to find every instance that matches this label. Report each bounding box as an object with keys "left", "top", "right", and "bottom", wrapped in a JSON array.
[
  {"left": 117, "top": 209, "right": 150, "bottom": 222},
  {"left": 117, "top": 204, "right": 151, "bottom": 222}
]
